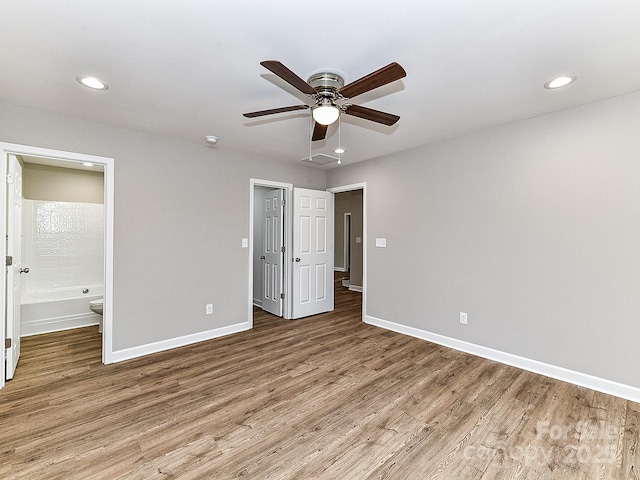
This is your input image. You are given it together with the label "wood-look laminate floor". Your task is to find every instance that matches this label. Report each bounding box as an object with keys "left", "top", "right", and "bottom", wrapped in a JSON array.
[{"left": 2, "top": 280, "right": 639, "bottom": 479}]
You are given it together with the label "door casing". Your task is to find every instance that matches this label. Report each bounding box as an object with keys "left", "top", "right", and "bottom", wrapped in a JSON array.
[{"left": 0, "top": 143, "right": 115, "bottom": 389}]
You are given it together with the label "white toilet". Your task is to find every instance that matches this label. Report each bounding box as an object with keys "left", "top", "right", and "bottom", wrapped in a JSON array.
[{"left": 89, "top": 297, "right": 103, "bottom": 333}]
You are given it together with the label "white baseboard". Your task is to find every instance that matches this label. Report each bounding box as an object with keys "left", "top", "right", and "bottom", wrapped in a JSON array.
[
  {"left": 253, "top": 298, "right": 262, "bottom": 307},
  {"left": 111, "top": 321, "right": 251, "bottom": 363},
  {"left": 365, "top": 314, "right": 640, "bottom": 404},
  {"left": 334, "top": 267, "right": 348, "bottom": 272},
  {"left": 348, "top": 285, "right": 363, "bottom": 293},
  {"left": 21, "top": 313, "right": 101, "bottom": 337}
]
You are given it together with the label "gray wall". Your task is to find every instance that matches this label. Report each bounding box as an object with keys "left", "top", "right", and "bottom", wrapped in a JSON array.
[
  {"left": 0, "top": 102, "right": 325, "bottom": 351},
  {"left": 349, "top": 190, "right": 363, "bottom": 288},
  {"left": 22, "top": 162, "right": 104, "bottom": 203},
  {"left": 328, "top": 90, "right": 640, "bottom": 389},
  {"left": 334, "top": 192, "right": 351, "bottom": 270}
]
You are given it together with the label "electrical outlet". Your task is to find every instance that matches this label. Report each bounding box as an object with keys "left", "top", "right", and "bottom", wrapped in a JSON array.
[
  {"left": 206, "top": 304, "right": 214, "bottom": 315},
  {"left": 460, "top": 312, "right": 468, "bottom": 325}
]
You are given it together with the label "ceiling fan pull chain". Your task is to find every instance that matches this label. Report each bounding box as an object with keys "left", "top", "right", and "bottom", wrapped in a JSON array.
[
  {"left": 309, "top": 110, "right": 313, "bottom": 163},
  {"left": 337, "top": 116, "right": 342, "bottom": 165}
]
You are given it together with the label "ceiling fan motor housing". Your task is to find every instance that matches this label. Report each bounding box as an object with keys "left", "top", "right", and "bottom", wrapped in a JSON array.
[{"left": 307, "top": 72, "right": 345, "bottom": 103}]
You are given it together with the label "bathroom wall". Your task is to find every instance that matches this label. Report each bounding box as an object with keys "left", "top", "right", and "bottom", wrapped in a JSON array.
[
  {"left": 21, "top": 200, "right": 104, "bottom": 298},
  {"left": 22, "top": 162, "right": 104, "bottom": 203},
  {"left": 20, "top": 162, "right": 105, "bottom": 299}
]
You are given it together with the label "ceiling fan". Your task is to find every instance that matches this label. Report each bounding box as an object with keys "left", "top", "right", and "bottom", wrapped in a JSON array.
[{"left": 243, "top": 60, "right": 406, "bottom": 141}]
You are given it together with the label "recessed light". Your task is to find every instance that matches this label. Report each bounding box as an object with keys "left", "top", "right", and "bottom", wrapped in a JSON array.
[
  {"left": 76, "top": 76, "right": 109, "bottom": 90},
  {"left": 334, "top": 148, "right": 346, "bottom": 154},
  {"left": 205, "top": 135, "right": 218, "bottom": 146},
  {"left": 544, "top": 75, "right": 576, "bottom": 89},
  {"left": 82, "top": 162, "right": 95, "bottom": 167}
]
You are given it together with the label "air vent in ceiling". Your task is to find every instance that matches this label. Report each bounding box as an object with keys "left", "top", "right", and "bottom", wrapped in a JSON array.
[{"left": 303, "top": 153, "right": 339, "bottom": 165}]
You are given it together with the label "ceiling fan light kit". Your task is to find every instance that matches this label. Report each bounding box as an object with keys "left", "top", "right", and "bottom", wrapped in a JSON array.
[
  {"left": 244, "top": 60, "right": 406, "bottom": 143},
  {"left": 312, "top": 101, "right": 340, "bottom": 125}
]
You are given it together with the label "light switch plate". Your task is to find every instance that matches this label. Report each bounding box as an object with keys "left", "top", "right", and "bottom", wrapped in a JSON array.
[
  {"left": 375, "top": 238, "right": 387, "bottom": 248},
  {"left": 241, "top": 238, "right": 248, "bottom": 248},
  {"left": 356, "top": 236, "right": 361, "bottom": 244}
]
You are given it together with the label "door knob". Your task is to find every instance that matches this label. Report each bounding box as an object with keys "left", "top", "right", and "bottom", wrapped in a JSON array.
[
  {"left": 20, "top": 267, "right": 30, "bottom": 274},
  {"left": 294, "top": 258, "right": 301, "bottom": 262},
  {"left": 260, "top": 256, "right": 266, "bottom": 260}
]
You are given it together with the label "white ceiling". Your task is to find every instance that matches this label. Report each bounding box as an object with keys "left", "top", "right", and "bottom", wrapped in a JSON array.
[{"left": 2, "top": 1, "right": 640, "bottom": 168}]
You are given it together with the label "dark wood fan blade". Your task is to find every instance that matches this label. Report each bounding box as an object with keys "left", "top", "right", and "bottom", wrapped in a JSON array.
[
  {"left": 312, "top": 122, "right": 328, "bottom": 141},
  {"left": 243, "top": 105, "right": 309, "bottom": 118},
  {"left": 339, "top": 62, "right": 406, "bottom": 99},
  {"left": 260, "top": 60, "right": 317, "bottom": 95},
  {"left": 343, "top": 104, "right": 400, "bottom": 126}
]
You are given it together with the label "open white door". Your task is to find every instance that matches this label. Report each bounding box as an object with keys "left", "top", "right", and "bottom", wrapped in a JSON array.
[
  {"left": 261, "top": 189, "right": 284, "bottom": 316},
  {"left": 5, "top": 154, "right": 23, "bottom": 380},
  {"left": 292, "top": 188, "right": 334, "bottom": 319}
]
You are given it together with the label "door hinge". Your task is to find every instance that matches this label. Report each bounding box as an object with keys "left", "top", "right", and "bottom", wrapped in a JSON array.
[
  {"left": 281, "top": 246, "right": 285, "bottom": 253},
  {"left": 5, "top": 338, "right": 11, "bottom": 349},
  {"left": 6, "top": 256, "right": 12, "bottom": 266},
  {"left": 6, "top": 173, "right": 14, "bottom": 184},
  {"left": 282, "top": 199, "right": 285, "bottom": 207},
  {"left": 280, "top": 293, "right": 285, "bottom": 299}
]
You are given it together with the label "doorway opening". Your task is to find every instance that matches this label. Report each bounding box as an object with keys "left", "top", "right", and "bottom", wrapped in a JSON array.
[
  {"left": 1, "top": 143, "right": 114, "bottom": 389},
  {"left": 252, "top": 185, "right": 286, "bottom": 318},
  {"left": 327, "top": 183, "right": 366, "bottom": 320},
  {"left": 249, "top": 179, "right": 336, "bottom": 323},
  {"left": 249, "top": 179, "right": 293, "bottom": 325}
]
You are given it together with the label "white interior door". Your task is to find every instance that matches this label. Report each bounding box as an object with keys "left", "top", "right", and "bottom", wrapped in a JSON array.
[
  {"left": 261, "top": 189, "right": 283, "bottom": 316},
  {"left": 292, "top": 188, "right": 334, "bottom": 319},
  {"left": 5, "top": 154, "right": 23, "bottom": 380}
]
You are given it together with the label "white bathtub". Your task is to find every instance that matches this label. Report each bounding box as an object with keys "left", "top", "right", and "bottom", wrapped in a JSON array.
[{"left": 21, "top": 285, "right": 104, "bottom": 336}]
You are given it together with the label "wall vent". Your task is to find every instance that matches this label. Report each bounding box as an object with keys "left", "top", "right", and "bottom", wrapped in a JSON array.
[{"left": 302, "top": 153, "right": 339, "bottom": 165}]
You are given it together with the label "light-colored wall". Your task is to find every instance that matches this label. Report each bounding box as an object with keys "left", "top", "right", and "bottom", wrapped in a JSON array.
[
  {"left": 328, "top": 90, "right": 640, "bottom": 389},
  {"left": 0, "top": 102, "right": 325, "bottom": 352},
  {"left": 22, "top": 200, "right": 104, "bottom": 296},
  {"left": 22, "top": 162, "right": 104, "bottom": 203}
]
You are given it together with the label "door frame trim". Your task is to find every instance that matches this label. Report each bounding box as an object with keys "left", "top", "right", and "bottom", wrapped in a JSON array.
[
  {"left": 249, "top": 179, "right": 293, "bottom": 324},
  {"left": 327, "top": 183, "right": 366, "bottom": 322},
  {"left": 0, "top": 143, "right": 115, "bottom": 389}
]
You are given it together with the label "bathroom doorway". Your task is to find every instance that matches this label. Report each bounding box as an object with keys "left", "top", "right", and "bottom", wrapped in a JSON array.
[{"left": 1, "top": 143, "right": 114, "bottom": 389}]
